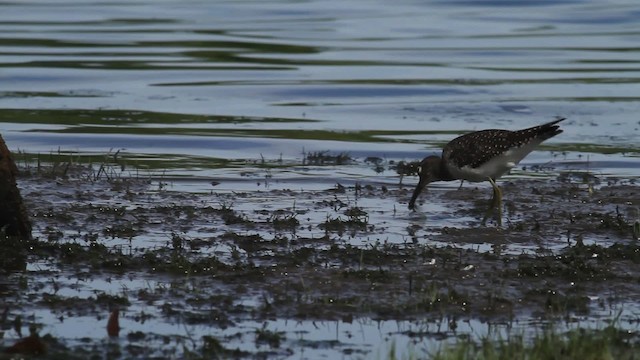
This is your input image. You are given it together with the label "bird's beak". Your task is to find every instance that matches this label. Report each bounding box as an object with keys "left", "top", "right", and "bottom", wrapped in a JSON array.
[{"left": 408, "top": 174, "right": 429, "bottom": 210}]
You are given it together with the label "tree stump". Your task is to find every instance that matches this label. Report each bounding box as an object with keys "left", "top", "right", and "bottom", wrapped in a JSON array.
[{"left": 0, "top": 134, "right": 32, "bottom": 270}]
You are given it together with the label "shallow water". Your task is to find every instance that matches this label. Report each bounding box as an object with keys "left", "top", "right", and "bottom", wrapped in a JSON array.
[
  {"left": 2, "top": 0, "right": 640, "bottom": 172},
  {"left": 2, "top": 0, "right": 640, "bottom": 358},
  {"left": 9, "top": 167, "right": 638, "bottom": 358}
]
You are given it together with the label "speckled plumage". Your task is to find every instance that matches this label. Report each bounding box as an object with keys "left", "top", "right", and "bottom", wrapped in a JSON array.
[
  {"left": 443, "top": 118, "right": 565, "bottom": 173},
  {"left": 408, "top": 117, "right": 566, "bottom": 212}
]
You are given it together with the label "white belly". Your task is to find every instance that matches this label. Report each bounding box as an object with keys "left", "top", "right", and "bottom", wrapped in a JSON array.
[{"left": 447, "top": 143, "right": 539, "bottom": 182}]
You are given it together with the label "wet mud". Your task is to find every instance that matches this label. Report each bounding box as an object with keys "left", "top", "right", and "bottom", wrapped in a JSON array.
[{"left": 1, "top": 162, "right": 639, "bottom": 358}]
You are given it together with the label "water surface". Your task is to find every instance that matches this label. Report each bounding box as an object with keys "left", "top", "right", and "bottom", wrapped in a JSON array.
[{"left": 2, "top": 0, "right": 640, "bottom": 358}]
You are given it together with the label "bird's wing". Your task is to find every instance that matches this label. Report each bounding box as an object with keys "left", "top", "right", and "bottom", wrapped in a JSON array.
[
  {"left": 443, "top": 130, "right": 517, "bottom": 169},
  {"left": 443, "top": 125, "right": 561, "bottom": 170}
]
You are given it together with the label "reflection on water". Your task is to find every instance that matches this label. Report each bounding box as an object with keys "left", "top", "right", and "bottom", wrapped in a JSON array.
[
  {"left": 1, "top": 0, "right": 640, "bottom": 174},
  {"left": 2, "top": 0, "right": 640, "bottom": 358},
  {"left": 21, "top": 257, "right": 640, "bottom": 358}
]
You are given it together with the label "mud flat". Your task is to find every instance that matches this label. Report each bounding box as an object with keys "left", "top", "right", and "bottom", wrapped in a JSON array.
[{"left": 1, "top": 159, "right": 639, "bottom": 359}]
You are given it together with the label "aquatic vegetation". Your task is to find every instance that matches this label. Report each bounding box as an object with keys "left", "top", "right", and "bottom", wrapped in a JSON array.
[
  {"left": 3, "top": 156, "right": 639, "bottom": 358},
  {"left": 303, "top": 150, "right": 353, "bottom": 165},
  {"left": 431, "top": 323, "right": 640, "bottom": 360},
  {"left": 255, "top": 323, "right": 285, "bottom": 348}
]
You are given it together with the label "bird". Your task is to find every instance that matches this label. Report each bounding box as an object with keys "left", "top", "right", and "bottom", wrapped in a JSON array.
[{"left": 408, "top": 117, "right": 566, "bottom": 225}]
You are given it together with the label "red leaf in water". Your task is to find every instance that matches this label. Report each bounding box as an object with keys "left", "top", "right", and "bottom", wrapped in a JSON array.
[
  {"left": 107, "top": 309, "right": 120, "bottom": 337},
  {"left": 4, "top": 334, "right": 46, "bottom": 355}
]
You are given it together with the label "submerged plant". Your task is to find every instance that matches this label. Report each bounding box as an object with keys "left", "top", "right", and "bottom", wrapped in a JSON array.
[
  {"left": 303, "top": 150, "right": 352, "bottom": 165},
  {"left": 633, "top": 208, "right": 640, "bottom": 241},
  {"left": 255, "top": 322, "right": 285, "bottom": 348}
]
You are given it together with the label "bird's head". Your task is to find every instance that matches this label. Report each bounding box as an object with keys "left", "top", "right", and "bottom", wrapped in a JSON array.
[{"left": 408, "top": 155, "right": 442, "bottom": 210}]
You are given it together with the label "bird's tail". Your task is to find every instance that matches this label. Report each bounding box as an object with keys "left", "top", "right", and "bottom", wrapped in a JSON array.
[{"left": 520, "top": 117, "right": 566, "bottom": 141}]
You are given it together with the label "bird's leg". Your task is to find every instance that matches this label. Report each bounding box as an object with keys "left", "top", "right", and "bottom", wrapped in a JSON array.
[
  {"left": 493, "top": 178, "right": 503, "bottom": 226},
  {"left": 481, "top": 178, "right": 502, "bottom": 226},
  {"left": 457, "top": 179, "right": 464, "bottom": 190}
]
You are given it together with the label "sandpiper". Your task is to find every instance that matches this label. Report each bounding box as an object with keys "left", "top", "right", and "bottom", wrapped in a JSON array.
[{"left": 408, "top": 117, "right": 566, "bottom": 225}]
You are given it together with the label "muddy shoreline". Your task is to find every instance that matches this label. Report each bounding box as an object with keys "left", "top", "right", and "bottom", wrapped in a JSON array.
[{"left": 1, "top": 162, "right": 639, "bottom": 358}]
